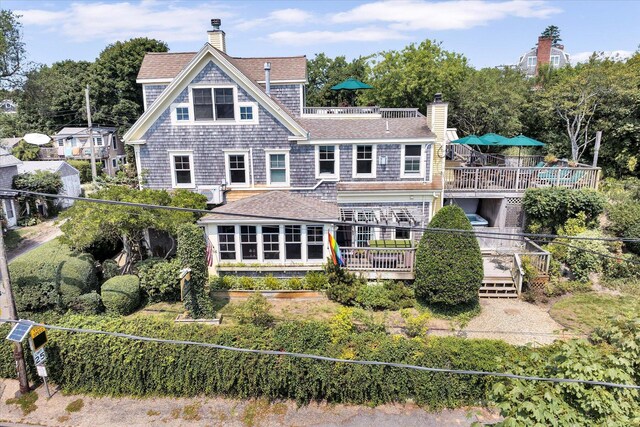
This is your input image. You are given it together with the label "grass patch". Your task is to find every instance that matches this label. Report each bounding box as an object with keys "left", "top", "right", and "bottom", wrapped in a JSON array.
[
  {"left": 6, "top": 391, "right": 38, "bottom": 415},
  {"left": 550, "top": 293, "right": 640, "bottom": 333},
  {"left": 181, "top": 402, "right": 202, "bottom": 421},
  {"left": 418, "top": 300, "right": 481, "bottom": 328},
  {"left": 65, "top": 398, "right": 84, "bottom": 413},
  {"left": 242, "top": 399, "right": 270, "bottom": 427},
  {"left": 146, "top": 409, "right": 160, "bottom": 416}
]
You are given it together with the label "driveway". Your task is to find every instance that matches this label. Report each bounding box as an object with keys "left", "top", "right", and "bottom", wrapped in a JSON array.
[{"left": 0, "top": 379, "right": 501, "bottom": 427}]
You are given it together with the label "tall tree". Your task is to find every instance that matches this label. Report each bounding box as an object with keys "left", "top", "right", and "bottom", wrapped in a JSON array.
[
  {"left": 449, "top": 67, "right": 531, "bottom": 136},
  {"left": 89, "top": 38, "right": 168, "bottom": 134},
  {"left": 0, "top": 10, "right": 28, "bottom": 88},
  {"left": 360, "top": 40, "right": 470, "bottom": 113},
  {"left": 306, "top": 53, "right": 369, "bottom": 107},
  {"left": 540, "top": 25, "right": 562, "bottom": 45}
]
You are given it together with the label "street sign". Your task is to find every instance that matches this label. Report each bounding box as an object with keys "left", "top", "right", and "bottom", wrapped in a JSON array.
[
  {"left": 32, "top": 347, "right": 46, "bottom": 365},
  {"left": 36, "top": 365, "right": 48, "bottom": 378},
  {"left": 29, "top": 326, "right": 47, "bottom": 351},
  {"left": 6, "top": 321, "right": 32, "bottom": 343}
]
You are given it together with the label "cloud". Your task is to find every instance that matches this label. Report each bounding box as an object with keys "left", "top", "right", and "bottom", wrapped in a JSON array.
[
  {"left": 235, "top": 8, "right": 313, "bottom": 31},
  {"left": 268, "top": 26, "right": 408, "bottom": 46},
  {"left": 16, "top": 1, "right": 236, "bottom": 44},
  {"left": 332, "top": 0, "right": 561, "bottom": 31},
  {"left": 570, "top": 50, "right": 634, "bottom": 64}
]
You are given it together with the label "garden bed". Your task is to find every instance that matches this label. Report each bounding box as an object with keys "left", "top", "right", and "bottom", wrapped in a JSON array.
[{"left": 211, "top": 290, "right": 326, "bottom": 300}]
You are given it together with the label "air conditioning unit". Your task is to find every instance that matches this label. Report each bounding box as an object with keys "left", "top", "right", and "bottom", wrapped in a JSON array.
[{"left": 197, "top": 186, "right": 223, "bottom": 205}]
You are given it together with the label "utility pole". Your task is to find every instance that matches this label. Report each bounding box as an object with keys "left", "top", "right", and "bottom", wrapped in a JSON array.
[
  {"left": 85, "top": 85, "right": 97, "bottom": 184},
  {"left": 592, "top": 131, "right": 602, "bottom": 168},
  {"left": 0, "top": 218, "right": 30, "bottom": 395}
]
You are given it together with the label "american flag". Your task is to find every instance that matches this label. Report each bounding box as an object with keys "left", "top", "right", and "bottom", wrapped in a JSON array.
[{"left": 205, "top": 235, "right": 214, "bottom": 267}]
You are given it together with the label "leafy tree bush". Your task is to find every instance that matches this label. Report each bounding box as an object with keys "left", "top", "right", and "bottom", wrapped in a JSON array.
[
  {"left": 12, "top": 170, "right": 64, "bottom": 218},
  {"left": 176, "top": 223, "right": 207, "bottom": 318},
  {"left": 607, "top": 201, "right": 640, "bottom": 255},
  {"left": 324, "top": 260, "right": 366, "bottom": 305},
  {"left": 137, "top": 259, "right": 181, "bottom": 302},
  {"left": 566, "top": 230, "right": 610, "bottom": 281},
  {"left": 68, "top": 292, "right": 103, "bottom": 314},
  {"left": 101, "top": 275, "right": 140, "bottom": 315},
  {"left": 101, "top": 259, "right": 120, "bottom": 280},
  {"left": 414, "top": 205, "right": 483, "bottom": 306},
  {"left": 400, "top": 308, "right": 431, "bottom": 338},
  {"left": 8, "top": 239, "right": 98, "bottom": 312},
  {"left": 491, "top": 318, "right": 640, "bottom": 426},
  {"left": 67, "top": 160, "right": 103, "bottom": 183},
  {"left": 11, "top": 140, "right": 40, "bottom": 161},
  {"left": 523, "top": 188, "right": 606, "bottom": 234},
  {"left": 234, "top": 293, "right": 274, "bottom": 327},
  {"left": 354, "top": 281, "right": 415, "bottom": 310}
]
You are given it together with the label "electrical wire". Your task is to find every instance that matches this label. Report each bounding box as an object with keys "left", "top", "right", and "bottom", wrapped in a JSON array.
[
  {"left": 1, "top": 318, "right": 638, "bottom": 390},
  {"left": 2, "top": 188, "right": 638, "bottom": 245}
]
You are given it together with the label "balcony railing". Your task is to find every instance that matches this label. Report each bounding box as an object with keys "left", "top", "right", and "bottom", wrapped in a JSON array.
[
  {"left": 39, "top": 146, "right": 109, "bottom": 160},
  {"left": 445, "top": 166, "right": 600, "bottom": 192},
  {"left": 302, "top": 106, "right": 423, "bottom": 118},
  {"left": 342, "top": 247, "right": 415, "bottom": 272}
]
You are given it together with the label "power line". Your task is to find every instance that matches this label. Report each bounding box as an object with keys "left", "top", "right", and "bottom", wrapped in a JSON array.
[
  {"left": 2, "top": 188, "right": 638, "bottom": 245},
  {"left": 1, "top": 318, "right": 638, "bottom": 390}
]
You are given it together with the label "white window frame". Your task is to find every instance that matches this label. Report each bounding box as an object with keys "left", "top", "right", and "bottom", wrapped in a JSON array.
[
  {"left": 93, "top": 136, "right": 103, "bottom": 146},
  {"left": 168, "top": 150, "right": 195, "bottom": 189},
  {"left": 550, "top": 55, "right": 560, "bottom": 67},
  {"left": 265, "top": 149, "right": 290, "bottom": 187},
  {"left": 352, "top": 144, "right": 377, "bottom": 178},
  {"left": 527, "top": 56, "right": 537, "bottom": 67},
  {"left": 238, "top": 102, "right": 259, "bottom": 124},
  {"left": 224, "top": 150, "right": 250, "bottom": 188},
  {"left": 315, "top": 145, "right": 340, "bottom": 180},
  {"left": 170, "top": 102, "right": 191, "bottom": 124},
  {"left": 400, "top": 144, "right": 426, "bottom": 178}
]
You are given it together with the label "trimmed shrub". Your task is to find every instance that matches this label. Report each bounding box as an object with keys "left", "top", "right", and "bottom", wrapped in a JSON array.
[
  {"left": 400, "top": 309, "right": 431, "bottom": 338},
  {"left": 177, "top": 224, "right": 207, "bottom": 318},
  {"left": 607, "top": 201, "right": 640, "bottom": 255},
  {"left": 354, "top": 281, "right": 415, "bottom": 310},
  {"left": 234, "top": 293, "right": 274, "bottom": 327},
  {"left": 137, "top": 259, "right": 181, "bottom": 302},
  {"left": 1, "top": 314, "right": 518, "bottom": 408},
  {"left": 8, "top": 239, "right": 98, "bottom": 312},
  {"left": 101, "top": 259, "right": 120, "bottom": 281},
  {"left": 101, "top": 275, "right": 141, "bottom": 315},
  {"left": 523, "top": 188, "right": 606, "bottom": 234},
  {"left": 415, "top": 206, "right": 483, "bottom": 306},
  {"left": 68, "top": 292, "right": 103, "bottom": 314},
  {"left": 304, "top": 271, "right": 329, "bottom": 290},
  {"left": 324, "top": 260, "right": 366, "bottom": 305}
]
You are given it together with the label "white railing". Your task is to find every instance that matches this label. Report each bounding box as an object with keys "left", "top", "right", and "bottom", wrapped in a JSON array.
[
  {"left": 512, "top": 254, "right": 525, "bottom": 295},
  {"left": 380, "top": 108, "right": 423, "bottom": 118},
  {"left": 522, "top": 239, "right": 551, "bottom": 273},
  {"left": 342, "top": 247, "right": 415, "bottom": 272},
  {"left": 445, "top": 167, "right": 600, "bottom": 192},
  {"left": 302, "top": 106, "right": 380, "bottom": 115}
]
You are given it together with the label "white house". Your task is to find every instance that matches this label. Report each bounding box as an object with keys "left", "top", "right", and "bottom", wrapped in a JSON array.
[{"left": 17, "top": 161, "right": 81, "bottom": 208}]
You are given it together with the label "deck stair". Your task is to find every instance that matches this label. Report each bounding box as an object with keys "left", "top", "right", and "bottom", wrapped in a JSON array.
[{"left": 480, "top": 255, "right": 518, "bottom": 298}]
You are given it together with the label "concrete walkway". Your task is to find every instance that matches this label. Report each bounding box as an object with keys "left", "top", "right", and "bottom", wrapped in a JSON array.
[{"left": 0, "top": 379, "right": 501, "bottom": 427}]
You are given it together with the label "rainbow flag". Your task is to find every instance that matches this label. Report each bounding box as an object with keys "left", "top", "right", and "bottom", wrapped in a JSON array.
[{"left": 328, "top": 232, "right": 345, "bottom": 266}]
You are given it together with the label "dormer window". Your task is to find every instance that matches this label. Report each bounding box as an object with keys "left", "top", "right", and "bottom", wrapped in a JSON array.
[
  {"left": 550, "top": 55, "right": 560, "bottom": 67},
  {"left": 527, "top": 56, "right": 537, "bottom": 67},
  {"left": 192, "top": 87, "right": 235, "bottom": 121}
]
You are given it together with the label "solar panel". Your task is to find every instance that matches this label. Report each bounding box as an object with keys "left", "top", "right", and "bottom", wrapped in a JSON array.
[{"left": 6, "top": 321, "right": 32, "bottom": 343}]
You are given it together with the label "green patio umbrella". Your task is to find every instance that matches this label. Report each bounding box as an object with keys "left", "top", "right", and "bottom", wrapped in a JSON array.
[
  {"left": 479, "top": 133, "right": 510, "bottom": 145},
  {"left": 330, "top": 77, "right": 373, "bottom": 90},
  {"left": 450, "top": 135, "right": 493, "bottom": 145},
  {"left": 498, "top": 135, "right": 546, "bottom": 166}
]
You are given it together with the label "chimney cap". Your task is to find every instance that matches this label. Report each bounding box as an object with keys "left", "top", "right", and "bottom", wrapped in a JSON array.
[
  {"left": 211, "top": 18, "right": 222, "bottom": 30},
  {"left": 434, "top": 93, "right": 443, "bottom": 103},
  {"left": 264, "top": 62, "right": 271, "bottom": 70}
]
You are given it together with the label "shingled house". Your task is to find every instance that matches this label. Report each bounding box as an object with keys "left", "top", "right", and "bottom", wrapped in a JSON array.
[{"left": 124, "top": 20, "right": 447, "bottom": 278}]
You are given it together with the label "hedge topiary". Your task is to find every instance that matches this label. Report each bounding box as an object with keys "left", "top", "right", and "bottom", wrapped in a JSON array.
[
  {"left": 177, "top": 224, "right": 207, "bottom": 318},
  {"left": 137, "top": 259, "right": 181, "bottom": 302},
  {"left": 8, "top": 239, "right": 98, "bottom": 312},
  {"left": 101, "top": 275, "right": 141, "bottom": 315},
  {"left": 414, "top": 205, "right": 483, "bottom": 306},
  {"left": 69, "top": 292, "right": 103, "bottom": 314}
]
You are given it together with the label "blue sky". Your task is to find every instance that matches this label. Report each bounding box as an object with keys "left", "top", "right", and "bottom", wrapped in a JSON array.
[{"left": 5, "top": 0, "right": 639, "bottom": 68}]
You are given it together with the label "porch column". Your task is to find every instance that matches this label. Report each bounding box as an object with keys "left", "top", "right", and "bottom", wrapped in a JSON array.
[
  {"left": 301, "top": 224, "right": 308, "bottom": 262},
  {"left": 256, "top": 225, "right": 264, "bottom": 263}
]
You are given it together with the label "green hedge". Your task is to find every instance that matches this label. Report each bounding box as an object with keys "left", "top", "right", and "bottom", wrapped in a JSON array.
[
  {"left": 67, "top": 160, "right": 103, "bottom": 183},
  {"left": 210, "top": 272, "right": 329, "bottom": 291},
  {"left": 607, "top": 201, "right": 640, "bottom": 255},
  {"left": 0, "top": 315, "right": 519, "bottom": 408},
  {"left": 8, "top": 239, "right": 98, "bottom": 312},
  {"left": 101, "top": 275, "right": 140, "bottom": 315},
  {"left": 523, "top": 188, "right": 606, "bottom": 234},
  {"left": 137, "top": 259, "right": 181, "bottom": 302},
  {"left": 415, "top": 206, "right": 483, "bottom": 306}
]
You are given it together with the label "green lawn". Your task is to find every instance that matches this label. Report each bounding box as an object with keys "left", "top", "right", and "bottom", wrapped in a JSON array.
[{"left": 550, "top": 293, "right": 640, "bottom": 334}]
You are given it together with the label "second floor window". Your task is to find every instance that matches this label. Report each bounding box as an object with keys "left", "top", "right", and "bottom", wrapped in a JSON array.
[
  {"left": 527, "top": 56, "right": 536, "bottom": 67},
  {"left": 240, "top": 106, "right": 253, "bottom": 120},
  {"left": 93, "top": 136, "right": 103, "bottom": 146},
  {"left": 171, "top": 153, "right": 194, "bottom": 187},
  {"left": 355, "top": 145, "right": 374, "bottom": 176},
  {"left": 214, "top": 88, "right": 234, "bottom": 119},
  {"left": 319, "top": 146, "right": 335, "bottom": 174},
  {"left": 268, "top": 153, "right": 287, "bottom": 185},
  {"left": 403, "top": 145, "right": 422, "bottom": 175},
  {"left": 192, "top": 87, "right": 235, "bottom": 121},
  {"left": 227, "top": 154, "right": 247, "bottom": 185},
  {"left": 176, "top": 107, "right": 189, "bottom": 121},
  {"left": 550, "top": 55, "right": 560, "bottom": 66},
  {"left": 193, "top": 88, "right": 214, "bottom": 120}
]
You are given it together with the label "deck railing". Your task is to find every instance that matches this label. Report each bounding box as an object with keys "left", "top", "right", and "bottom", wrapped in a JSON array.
[
  {"left": 342, "top": 247, "right": 415, "bottom": 272},
  {"left": 380, "top": 108, "right": 423, "bottom": 118},
  {"left": 521, "top": 238, "right": 551, "bottom": 273},
  {"left": 445, "top": 166, "right": 599, "bottom": 192},
  {"left": 38, "top": 147, "right": 62, "bottom": 160},
  {"left": 302, "top": 106, "right": 380, "bottom": 115},
  {"left": 39, "top": 146, "right": 109, "bottom": 160}
]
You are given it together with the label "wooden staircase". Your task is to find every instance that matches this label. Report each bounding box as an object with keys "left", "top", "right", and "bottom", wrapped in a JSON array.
[{"left": 480, "top": 276, "right": 518, "bottom": 298}]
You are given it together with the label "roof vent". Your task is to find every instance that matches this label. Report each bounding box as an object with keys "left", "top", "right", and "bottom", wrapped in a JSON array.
[
  {"left": 211, "top": 19, "right": 222, "bottom": 30},
  {"left": 434, "top": 93, "right": 443, "bottom": 103}
]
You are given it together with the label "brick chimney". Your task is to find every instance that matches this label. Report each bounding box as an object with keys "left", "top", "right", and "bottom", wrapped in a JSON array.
[
  {"left": 536, "top": 36, "right": 552, "bottom": 75},
  {"left": 207, "top": 18, "right": 226, "bottom": 53}
]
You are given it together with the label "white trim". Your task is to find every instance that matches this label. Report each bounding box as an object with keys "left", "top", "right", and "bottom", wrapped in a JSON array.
[
  {"left": 142, "top": 85, "right": 148, "bottom": 111},
  {"left": 337, "top": 191, "right": 437, "bottom": 203},
  {"left": 315, "top": 145, "right": 340, "bottom": 180},
  {"left": 224, "top": 150, "right": 250, "bottom": 188},
  {"left": 306, "top": 137, "right": 434, "bottom": 145},
  {"left": 429, "top": 143, "right": 434, "bottom": 183},
  {"left": 170, "top": 102, "right": 191, "bottom": 124},
  {"left": 128, "top": 139, "right": 147, "bottom": 145},
  {"left": 238, "top": 102, "right": 259, "bottom": 124},
  {"left": 265, "top": 149, "right": 291, "bottom": 187},
  {"left": 136, "top": 78, "right": 173, "bottom": 84},
  {"left": 255, "top": 79, "right": 308, "bottom": 84},
  {"left": 352, "top": 144, "right": 377, "bottom": 179},
  {"left": 400, "top": 143, "right": 426, "bottom": 179},
  {"left": 168, "top": 150, "right": 195, "bottom": 189},
  {"left": 123, "top": 44, "right": 308, "bottom": 142}
]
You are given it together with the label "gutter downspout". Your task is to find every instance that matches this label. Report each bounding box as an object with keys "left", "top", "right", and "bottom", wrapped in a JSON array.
[{"left": 249, "top": 147, "right": 255, "bottom": 188}]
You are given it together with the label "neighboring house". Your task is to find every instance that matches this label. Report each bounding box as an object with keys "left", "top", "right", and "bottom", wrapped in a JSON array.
[
  {"left": 17, "top": 161, "right": 81, "bottom": 208},
  {"left": 0, "top": 148, "right": 21, "bottom": 227},
  {"left": 123, "top": 19, "right": 448, "bottom": 279},
  {"left": 42, "top": 127, "right": 127, "bottom": 177},
  {"left": 0, "top": 138, "right": 22, "bottom": 150},
  {"left": 0, "top": 99, "right": 17, "bottom": 114},
  {"left": 517, "top": 36, "right": 570, "bottom": 77}
]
